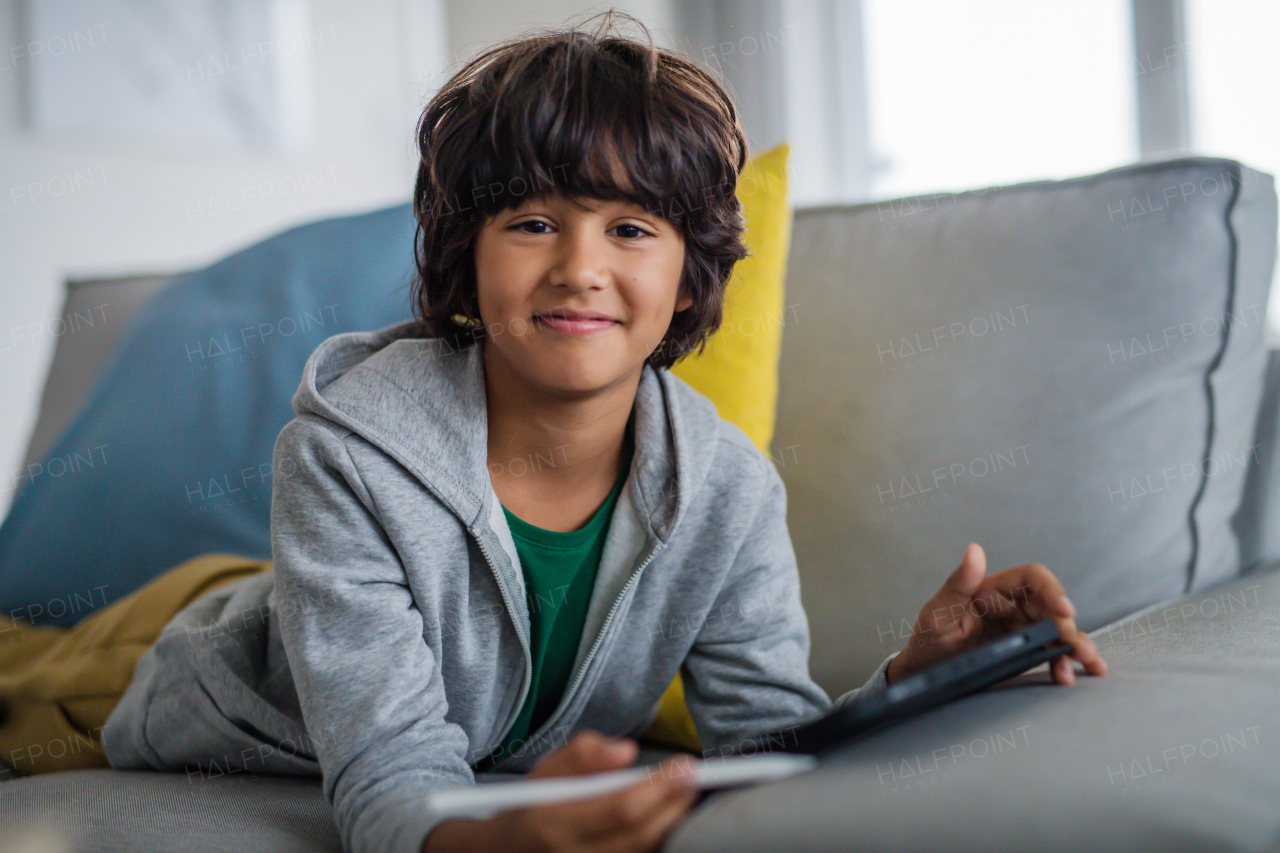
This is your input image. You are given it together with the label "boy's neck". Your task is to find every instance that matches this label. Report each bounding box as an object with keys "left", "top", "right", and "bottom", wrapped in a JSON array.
[{"left": 481, "top": 340, "right": 639, "bottom": 526}]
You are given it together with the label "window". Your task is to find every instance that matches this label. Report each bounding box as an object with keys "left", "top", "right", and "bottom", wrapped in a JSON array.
[
  {"left": 861, "top": 0, "right": 1138, "bottom": 199},
  {"left": 694, "top": 0, "right": 1276, "bottom": 335},
  {"left": 1184, "top": 0, "right": 1280, "bottom": 339}
]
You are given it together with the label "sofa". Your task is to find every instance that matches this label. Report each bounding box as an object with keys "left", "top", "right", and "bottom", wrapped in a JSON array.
[{"left": 2, "top": 155, "right": 1278, "bottom": 853}]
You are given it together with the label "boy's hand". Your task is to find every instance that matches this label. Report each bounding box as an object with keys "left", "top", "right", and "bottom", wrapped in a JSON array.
[
  {"left": 425, "top": 730, "right": 699, "bottom": 853},
  {"left": 885, "top": 543, "right": 1108, "bottom": 687}
]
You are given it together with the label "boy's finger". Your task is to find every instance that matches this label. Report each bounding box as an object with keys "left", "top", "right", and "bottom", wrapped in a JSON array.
[
  {"left": 622, "top": 784, "right": 701, "bottom": 851},
  {"left": 562, "top": 762, "right": 689, "bottom": 839},
  {"left": 590, "top": 784, "right": 700, "bottom": 853},
  {"left": 972, "top": 586, "right": 1080, "bottom": 647},
  {"left": 981, "top": 563, "right": 1074, "bottom": 621},
  {"left": 1051, "top": 653, "right": 1075, "bottom": 686},
  {"left": 530, "top": 731, "right": 635, "bottom": 778},
  {"left": 604, "top": 757, "right": 696, "bottom": 836},
  {"left": 1066, "top": 631, "right": 1109, "bottom": 676},
  {"left": 553, "top": 786, "right": 661, "bottom": 839},
  {"left": 1046, "top": 630, "right": 1108, "bottom": 686},
  {"left": 651, "top": 754, "right": 699, "bottom": 791}
]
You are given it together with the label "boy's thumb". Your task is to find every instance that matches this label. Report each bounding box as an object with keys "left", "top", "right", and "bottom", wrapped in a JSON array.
[
  {"left": 568, "top": 736, "right": 636, "bottom": 774},
  {"left": 943, "top": 542, "right": 986, "bottom": 598},
  {"left": 530, "top": 732, "right": 636, "bottom": 779},
  {"left": 596, "top": 736, "right": 637, "bottom": 765}
]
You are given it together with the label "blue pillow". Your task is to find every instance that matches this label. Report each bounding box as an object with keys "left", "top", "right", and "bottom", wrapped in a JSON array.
[{"left": 0, "top": 202, "right": 417, "bottom": 626}]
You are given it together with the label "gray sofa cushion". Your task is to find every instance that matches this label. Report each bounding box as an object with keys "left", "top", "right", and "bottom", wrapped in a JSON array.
[
  {"left": 1236, "top": 348, "right": 1280, "bottom": 573},
  {"left": 0, "top": 748, "right": 683, "bottom": 852},
  {"left": 778, "top": 157, "right": 1278, "bottom": 694},
  {"left": 2, "top": 769, "right": 341, "bottom": 852},
  {"left": 667, "top": 560, "right": 1280, "bottom": 853},
  {"left": 20, "top": 274, "right": 174, "bottom": 472}
]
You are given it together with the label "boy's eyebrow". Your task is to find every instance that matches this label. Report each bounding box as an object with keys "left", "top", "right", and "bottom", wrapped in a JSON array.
[{"left": 504, "top": 195, "right": 667, "bottom": 225}]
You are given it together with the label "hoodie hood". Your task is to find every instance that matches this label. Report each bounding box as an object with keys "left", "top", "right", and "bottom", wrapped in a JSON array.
[{"left": 288, "top": 319, "right": 723, "bottom": 544}]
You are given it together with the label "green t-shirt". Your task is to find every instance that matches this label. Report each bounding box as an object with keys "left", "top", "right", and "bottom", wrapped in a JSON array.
[{"left": 475, "top": 406, "right": 636, "bottom": 771}]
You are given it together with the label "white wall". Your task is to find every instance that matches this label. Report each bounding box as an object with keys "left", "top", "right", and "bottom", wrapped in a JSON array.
[
  {"left": 0, "top": 0, "right": 673, "bottom": 518},
  {"left": 445, "top": 0, "right": 675, "bottom": 64}
]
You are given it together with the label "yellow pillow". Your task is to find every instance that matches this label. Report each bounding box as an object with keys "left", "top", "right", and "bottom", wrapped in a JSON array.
[{"left": 642, "top": 142, "right": 793, "bottom": 752}]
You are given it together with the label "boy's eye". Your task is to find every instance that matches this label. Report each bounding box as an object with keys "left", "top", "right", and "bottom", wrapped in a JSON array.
[
  {"left": 513, "top": 220, "right": 552, "bottom": 234},
  {"left": 612, "top": 223, "right": 652, "bottom": 239}
]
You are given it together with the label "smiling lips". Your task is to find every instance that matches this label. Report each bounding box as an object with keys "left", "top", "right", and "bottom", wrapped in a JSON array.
[{"left": 533, "top": 308, "right": 621, "bottom": 336}]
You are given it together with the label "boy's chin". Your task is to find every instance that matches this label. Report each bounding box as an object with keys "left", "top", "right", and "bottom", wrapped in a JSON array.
[{"left": 532, "top": 357, "right": 645, "bottom": 396}]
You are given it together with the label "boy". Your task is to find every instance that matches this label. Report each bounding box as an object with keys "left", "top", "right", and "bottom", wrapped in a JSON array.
[{"left": 102, "top": 10, "right": 1106, "bottom": 853}]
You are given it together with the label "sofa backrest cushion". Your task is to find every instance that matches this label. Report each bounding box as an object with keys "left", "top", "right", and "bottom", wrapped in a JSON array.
[
  {"left": 20, "top": 274, "right": 174, "bottom": 472},
  {"left": 777, "top": 157, "right": 1277, "bottom": 694},
  {"left": 1235, "top": 347, "right": 1280, "bottom": 574}
]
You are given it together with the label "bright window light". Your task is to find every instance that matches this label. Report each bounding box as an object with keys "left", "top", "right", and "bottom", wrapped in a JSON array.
[
  {"left": 862, "top": 0, "right": 1138, "bottom": 199},
  {"left": 1185, "top": 0, "right": 1280, "bottom": 340}
]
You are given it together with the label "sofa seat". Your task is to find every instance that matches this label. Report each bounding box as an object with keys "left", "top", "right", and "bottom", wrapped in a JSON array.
[
  {"left": 0, "top": 740, "right": 686, "bottom": 853},
  {"left": 667, "top": 560, "right": 1280, "bottom": 853},
  {"left": 2, "top": 768, "right": 341, "bottom": 852}
]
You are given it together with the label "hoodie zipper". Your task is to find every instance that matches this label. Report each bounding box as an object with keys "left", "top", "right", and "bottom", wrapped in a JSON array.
[
  {"left": 531, "top": 539, "right": 667, "bottom": 740},
  {"left": 473, "top": 532, "right": 533, "bottom": 755}
]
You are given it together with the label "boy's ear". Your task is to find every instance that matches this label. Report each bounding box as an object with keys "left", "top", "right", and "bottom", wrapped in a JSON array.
[{"left": 675, "top": 287, "right": 693, "bottom": 313}]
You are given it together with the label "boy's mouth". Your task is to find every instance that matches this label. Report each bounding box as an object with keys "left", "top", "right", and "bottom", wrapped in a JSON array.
[{"left": 533, "top": 309, "right": 621, "bottom": 336}]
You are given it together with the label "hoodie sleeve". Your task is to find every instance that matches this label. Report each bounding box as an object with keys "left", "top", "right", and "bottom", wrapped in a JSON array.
[
  {"left": 679, "top": 457, "right": 898, "bottom": 756},
  {"left": 271, "top": 415, "right": 475, "bottom": 853}
]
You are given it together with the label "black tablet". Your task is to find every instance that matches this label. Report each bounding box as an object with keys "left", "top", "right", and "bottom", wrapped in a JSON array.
[{"left": 742, "top": 618, "right": 1073, "bottom": 757}]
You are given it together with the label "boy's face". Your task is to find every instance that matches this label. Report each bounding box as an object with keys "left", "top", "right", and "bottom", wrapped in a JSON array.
[{"left": 473, "top": 191, "right": 690, "bottom": 396}]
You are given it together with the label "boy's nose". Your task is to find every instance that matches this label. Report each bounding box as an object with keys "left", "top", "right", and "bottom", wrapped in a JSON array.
[{"left": 550, "top": 230, "right": 611, "bottom": 291}]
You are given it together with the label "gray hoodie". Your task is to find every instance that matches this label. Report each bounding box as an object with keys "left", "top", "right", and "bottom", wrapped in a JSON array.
[{"left": 102, "top": 319, "right": 897, "bottom": 853}]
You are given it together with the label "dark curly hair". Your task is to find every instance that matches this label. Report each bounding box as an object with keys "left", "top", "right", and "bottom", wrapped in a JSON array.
[{"left": 408, "top": 8, "right": 751, "bottom": 370}]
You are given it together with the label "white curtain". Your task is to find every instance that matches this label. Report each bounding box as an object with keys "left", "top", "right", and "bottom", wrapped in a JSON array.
[{"left": 675, "top": 0, "right": 874, "bottom": 207}]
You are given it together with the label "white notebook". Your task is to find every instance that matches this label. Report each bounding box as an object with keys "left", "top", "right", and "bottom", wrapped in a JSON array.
[{"left": 425, "top": 753, "right": 817, "bottom": 820}]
